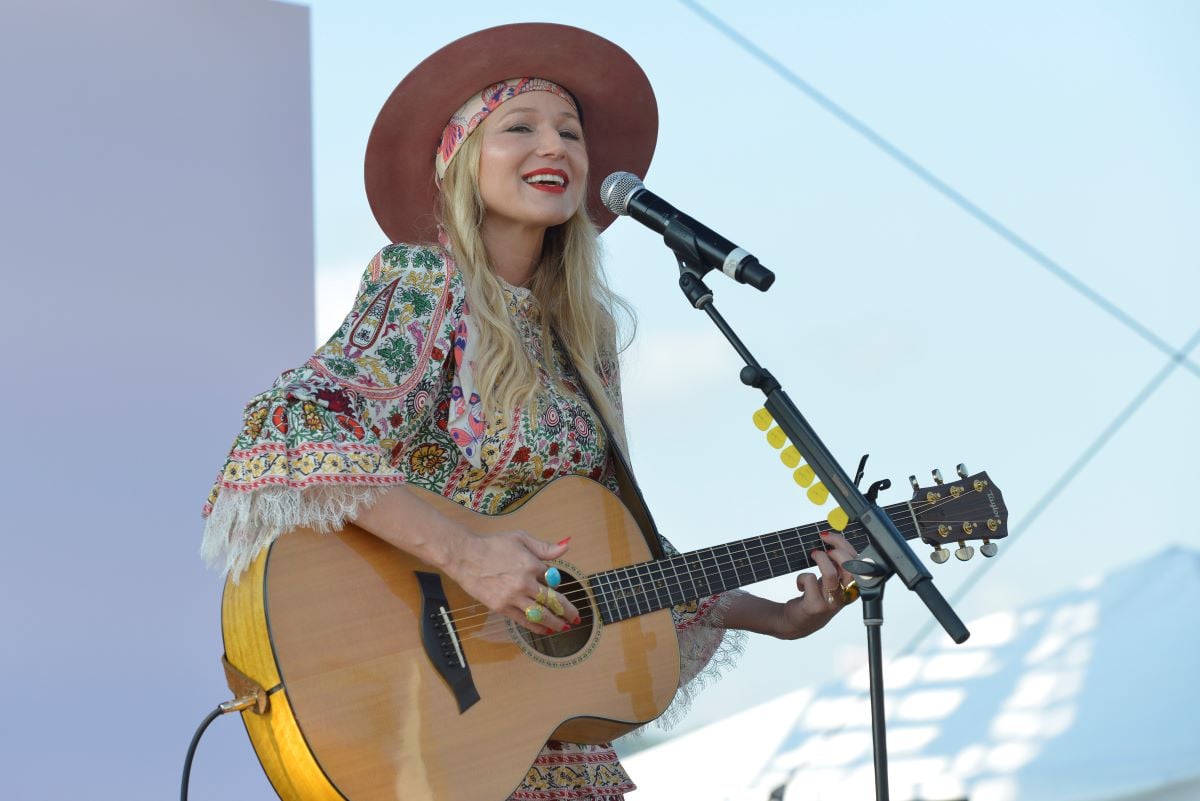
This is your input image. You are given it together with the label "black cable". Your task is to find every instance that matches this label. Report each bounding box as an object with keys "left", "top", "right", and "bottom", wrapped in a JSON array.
[{"left": 181, "top": 706, "right": 223, "bottom": 801}]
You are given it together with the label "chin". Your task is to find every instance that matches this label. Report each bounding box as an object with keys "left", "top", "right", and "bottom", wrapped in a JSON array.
[{"left": 526, "top": 206, "right": 579, "bottom": 229}]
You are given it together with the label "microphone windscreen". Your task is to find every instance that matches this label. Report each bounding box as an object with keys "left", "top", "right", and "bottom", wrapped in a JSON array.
[{"left": 600, "top": 172, "right": 643, "bottom": 216}]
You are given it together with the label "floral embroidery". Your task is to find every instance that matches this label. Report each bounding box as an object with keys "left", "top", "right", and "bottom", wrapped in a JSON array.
[{"left": 408, "top": 443, "right": 449, "bottom": 477}]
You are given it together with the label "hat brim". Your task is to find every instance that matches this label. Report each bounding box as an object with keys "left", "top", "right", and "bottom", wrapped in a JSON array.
[{"left": 365, "top": 23, "right": 658, "bottom": 244}]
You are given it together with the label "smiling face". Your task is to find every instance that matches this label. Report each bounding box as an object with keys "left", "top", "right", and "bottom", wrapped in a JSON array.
[{"left": 475, "top": 91, "right": 588, "bottom": 235}]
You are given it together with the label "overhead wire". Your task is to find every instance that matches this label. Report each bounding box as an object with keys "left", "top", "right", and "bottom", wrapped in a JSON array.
[{"left": 678, "top": 0, "right": 1200, "bottom": 380}]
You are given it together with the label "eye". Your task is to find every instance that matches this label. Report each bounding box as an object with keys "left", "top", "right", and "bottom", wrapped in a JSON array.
[
  {"left": 506, "top": 123, "right": 533, "bottom": 133},
  {"left": 560, "top": 129, "right": 582, "bottom": 141}
]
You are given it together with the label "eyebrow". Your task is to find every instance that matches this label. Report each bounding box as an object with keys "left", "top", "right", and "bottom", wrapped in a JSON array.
[{"left": 495, "top": 105, "right": 581, "bottom": 124}]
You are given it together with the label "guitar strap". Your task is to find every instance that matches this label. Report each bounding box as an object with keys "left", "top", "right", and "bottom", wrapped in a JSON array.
[
  {"left": 559, "top": 339, "right": 667, "bottom": 562},
  {"left": 600, "top": 425, "right": 668, "bottom": 562}
]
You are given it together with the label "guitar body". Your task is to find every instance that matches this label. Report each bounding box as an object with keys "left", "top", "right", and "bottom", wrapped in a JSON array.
[{"left": 222, "top": 476, "right": 682, "bottom": 801}]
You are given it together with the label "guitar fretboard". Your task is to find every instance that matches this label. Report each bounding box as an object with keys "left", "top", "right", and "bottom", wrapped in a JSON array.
[{"left": 586, "top": 500, "right": 915, "bottom": 625}]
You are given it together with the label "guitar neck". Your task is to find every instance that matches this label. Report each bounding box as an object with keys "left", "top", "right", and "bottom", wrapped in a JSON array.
[{"left": 587, "top": 500, "right": 918, "bottom": 625}]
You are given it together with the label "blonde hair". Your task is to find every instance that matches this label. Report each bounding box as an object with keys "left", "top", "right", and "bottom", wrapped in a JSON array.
[{"left": 437, "top": 129, "right": 635, "bottom": 451}]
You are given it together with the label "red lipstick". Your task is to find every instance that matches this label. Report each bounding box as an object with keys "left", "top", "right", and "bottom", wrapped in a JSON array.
[{"left": 521, "top": 168, "right": 569, "bottom": 194}]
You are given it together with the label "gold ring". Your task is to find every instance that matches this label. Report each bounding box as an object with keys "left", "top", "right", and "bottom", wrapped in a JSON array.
[
  {"left": 525, "top": 604, "right": 545, "bottom": 623},
  {"left": 841, "top": 579, "right": 859, "bottom": 604},
  {"left": 536, "top": 586, "right": 565, "bottom": 617}
]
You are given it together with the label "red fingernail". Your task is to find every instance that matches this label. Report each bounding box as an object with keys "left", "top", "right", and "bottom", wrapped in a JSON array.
[
  {"left": 820, "top": 531, "right": 830, "bottom": 537},
  {"left": 557, "top": 537, "right": 572, "bottom": 546},
  {"left": 573, "top": 616, "right": 582, "bottom": 625},
  {"left": 562, "top": 624, "right": 571, "bottom": 632}
]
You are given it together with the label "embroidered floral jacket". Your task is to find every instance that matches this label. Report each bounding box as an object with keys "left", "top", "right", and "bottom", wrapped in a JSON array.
[{"left": 201, "top": 243, "right": 742, "bottom": 799}]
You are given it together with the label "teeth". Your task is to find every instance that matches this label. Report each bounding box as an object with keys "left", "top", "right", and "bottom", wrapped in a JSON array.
[{"left": 524, "top": 174, "right": 565, "bottom": 186}]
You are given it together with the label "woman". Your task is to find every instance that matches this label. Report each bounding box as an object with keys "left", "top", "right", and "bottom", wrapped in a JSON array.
[{"left": 202, "top": 23, "right": 858, "bottom": 800}]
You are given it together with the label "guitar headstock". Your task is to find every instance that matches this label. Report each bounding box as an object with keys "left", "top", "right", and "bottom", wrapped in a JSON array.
[{"left": 909, "top": 465, "right": 1008, "bottom": 563}]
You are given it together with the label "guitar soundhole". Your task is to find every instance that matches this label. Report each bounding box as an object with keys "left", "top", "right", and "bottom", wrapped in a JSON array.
[{"left": 516, "top": 571, "right": 595, "bottom": 658}]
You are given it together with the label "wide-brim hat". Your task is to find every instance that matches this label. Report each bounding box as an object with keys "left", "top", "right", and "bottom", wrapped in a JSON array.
[{"left": 365, "top": 22, "right": 658, "bottom": 244}]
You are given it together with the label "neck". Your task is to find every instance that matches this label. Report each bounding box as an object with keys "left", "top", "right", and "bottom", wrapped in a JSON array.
[
  {"left": 481, "top": 218, "right": 546, "bottom": 287},
  {"left": 587, "top": 497, "right": 920, "bottom": 625}
]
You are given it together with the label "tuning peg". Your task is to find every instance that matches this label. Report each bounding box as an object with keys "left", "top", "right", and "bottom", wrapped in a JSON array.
[
  {"left": 956, "top": 463, "right": 969, "bottom": 479},
  {"left": 980, "top": 540, "right": 998, "bottom": 558},
  {"left": 932, "top": 469, "right": 944, "bottom": 485},
  {"left": 909, "top": 474, "right": 920, "bottom": 491},
  {"left": 955, "top": 542, "right": 975, "bottom": 561},
  {"left": 930, "top": 545, "right": 950, "bottom": 564}
]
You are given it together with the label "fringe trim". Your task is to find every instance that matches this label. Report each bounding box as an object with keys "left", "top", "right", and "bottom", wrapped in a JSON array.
[{"left": 200, "top": 484, "right": 389, "bottom": 581}]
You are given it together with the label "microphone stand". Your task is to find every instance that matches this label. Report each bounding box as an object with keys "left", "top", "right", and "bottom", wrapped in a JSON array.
[{"left": 661, "top": 222, "right": 969, "bottom": 801}]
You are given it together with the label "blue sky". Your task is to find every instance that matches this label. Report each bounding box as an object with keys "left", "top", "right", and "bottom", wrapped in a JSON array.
[{"left": 298, "top": 0, "right": 1199, "bottom": 740}]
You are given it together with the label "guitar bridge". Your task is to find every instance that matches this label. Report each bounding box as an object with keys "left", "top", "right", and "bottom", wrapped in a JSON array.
[{"left": 416, "top": 571, "right": 480, "bottom": 714}]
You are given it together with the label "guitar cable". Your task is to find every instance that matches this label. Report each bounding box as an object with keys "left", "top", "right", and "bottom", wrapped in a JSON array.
[{"left": 181, "top": 695, "right": 258, "bottom": 801}]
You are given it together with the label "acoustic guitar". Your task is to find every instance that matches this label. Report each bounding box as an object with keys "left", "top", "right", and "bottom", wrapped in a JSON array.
[{"left": 221, "top": 469, "right": 1007, "bottom": 801}]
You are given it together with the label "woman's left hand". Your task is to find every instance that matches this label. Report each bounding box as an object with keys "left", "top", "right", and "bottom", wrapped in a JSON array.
[{"left": 775, "top": 531, "right": 858, "bottom": 640}]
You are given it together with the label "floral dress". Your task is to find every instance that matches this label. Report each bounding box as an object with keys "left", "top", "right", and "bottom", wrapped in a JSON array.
[{"left": 201, "top": 242, "right": 742, "bottom": 800}]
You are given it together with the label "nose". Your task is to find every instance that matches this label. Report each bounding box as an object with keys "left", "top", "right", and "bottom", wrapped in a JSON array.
[{"left": 535, "top": 126, "right": 567, "bottom": 158}]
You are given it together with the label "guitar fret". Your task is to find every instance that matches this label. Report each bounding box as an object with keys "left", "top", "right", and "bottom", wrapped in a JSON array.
[
  {"left": 614, "top": 567, "right": 638, "bottom": 621},
  {"left": 671, "top": 553, "right": 697, "bottom": 608},
  {"left": 584, "top": 498, "right": 937, "bottom": 627},
  {"left": 752, "top": 534, "right": 776, "bottom": 582},
  {"left": 724, "top": 541, "right": 744, "bottom": 585},
  {"left": 705, "top": 546, "right": 734, "bottom": 592},
  {"left": 727, "top": 542, "right": 748, "bottom": 586},
  {"left": 687, "top": 551, "right": 715, "bottom": 597},
  {"left": 771, "top": 530, "right": 794, "bottom": 575},
  {"left": 631, "top": 563, "right": 655, "bottom": 615},
  {"left": 721, "top": 544, "right": 743, "bottom": 590},
  {"left": 644, "top": 561, "right": 670, "bottom": 611},
  {"left": 605, "top": 568, "right": 625, "bottom": 622},
  {"left": 607, "top": 572, "right": 622, "bottom": 624},
  {"left": 589, "top": 572, "right": 615, "bottom": 625}
]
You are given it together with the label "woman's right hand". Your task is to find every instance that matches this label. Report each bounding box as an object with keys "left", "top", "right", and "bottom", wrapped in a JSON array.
[{"left": 443, "top": 530, "right": 581, "bottom": 635}]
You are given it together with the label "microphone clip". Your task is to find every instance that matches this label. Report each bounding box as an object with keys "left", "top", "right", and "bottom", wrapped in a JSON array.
[
  {"left": 672, "top": 236, "right": 715, "bottom": 311},
  {"left": 669, "top": 221, "right": 716, "bottom": 309}
]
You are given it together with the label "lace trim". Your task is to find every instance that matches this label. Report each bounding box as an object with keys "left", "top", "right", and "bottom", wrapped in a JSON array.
[
  {"left": 655, "top": 589, "right": 748, "bottom": 730},
  {"left": 200, "top": 484, "right": 388, "bottom": 581}
]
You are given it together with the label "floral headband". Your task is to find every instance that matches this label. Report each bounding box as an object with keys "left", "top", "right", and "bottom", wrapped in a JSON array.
[{"left": 435, "top": 77, "right": 578, "bottom": 180}]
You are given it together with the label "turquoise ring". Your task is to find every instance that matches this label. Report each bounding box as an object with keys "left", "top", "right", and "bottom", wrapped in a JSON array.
[
  {"left": 544, "top": 566, "right": 562, "bottom": 589},
  {"left": 525, "top": 604, "right": 545, "bottom": 624}
]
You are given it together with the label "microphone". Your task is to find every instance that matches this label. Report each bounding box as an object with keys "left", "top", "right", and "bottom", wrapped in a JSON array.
[{"left": 600, "top": 172, "right": 775, "bottom": 291}]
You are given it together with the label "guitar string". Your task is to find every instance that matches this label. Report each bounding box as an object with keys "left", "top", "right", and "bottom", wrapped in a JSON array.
[
  {"left": 444, "top": 513, "right": 912, "bottom": 633},
  {"left": 445, "top": 497, "right": 988, "bottom": 641},
  {"left": 450, "top": 522, "right": 896, "bottom": 644},
  {"left": 447, "top": 492, "right": 995, "bottom": 641},
  {"left": 438, "top": 489, "right": 974, "bottom": 627},
  {"left": 440, "top": 491, "right": 989, "bottom": 637}
]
